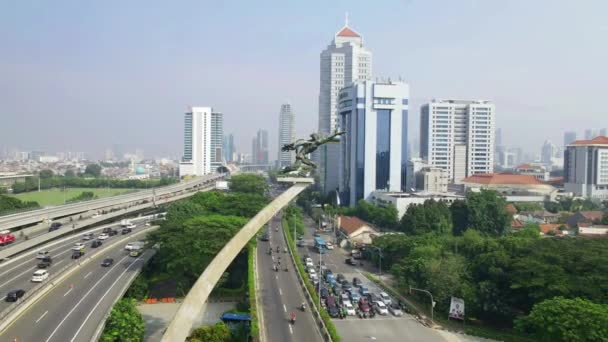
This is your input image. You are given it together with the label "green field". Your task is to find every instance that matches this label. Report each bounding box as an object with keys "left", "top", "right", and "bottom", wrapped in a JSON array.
[{"left": 11, "top": 188, "right": 135, "bottom": 207}]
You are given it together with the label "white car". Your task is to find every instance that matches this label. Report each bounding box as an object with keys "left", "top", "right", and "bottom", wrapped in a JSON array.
[
  {"left": 36, "top": 251, "right": 49, "bottom": 260},
  {"left": 305, "top": 259, "right": 314, "bottom": 268},
  {"left": 310, "top": 274, "right": 319, "bottom": 284},
  {"left": 82, "top": 233, "right": 94, "bottom": 240},
  {"left": 343, "top": 300, "right": 357, "bottom": 316},
  {"left": 375, "top": 301, "right": 389, "bottom": 315},
  {"left": 31, "top": 270, "right": 49, "bottom": 282},
  {"left": 326, "top": 241, "right": 334, "bottom": 250},
  {"left": 72, "top": 243, "right": 85, "bottom": 251},
  {"left": 379, "top": 292, "right": 392, "bottom": 305},
  {"left": 126, "top": 223, "right": 136, "bottom": 229},
  {"left": 308, "top": 268, "right": 317, "bottom": 277},
  {"left": 340, "top": 293, "right": 350, "bottom": 303},
  {"left": 97, "top": 233, "right": 109, "bottom": 240}
]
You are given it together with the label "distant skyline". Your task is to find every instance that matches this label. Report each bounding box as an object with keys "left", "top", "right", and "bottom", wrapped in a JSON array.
[{"left": 1, "top": 1, "right": 607, "bottom": 160}]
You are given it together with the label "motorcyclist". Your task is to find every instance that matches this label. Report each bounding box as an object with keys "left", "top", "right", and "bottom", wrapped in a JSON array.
[
  {"left": 301, "top": 302, "right": 306, "bottom": 311},
  {"left": 290, "top": 312, "right": 296, "bottom": 323},
  {"left": 276, "top": 246, "right": 280, "bottom": 253}
]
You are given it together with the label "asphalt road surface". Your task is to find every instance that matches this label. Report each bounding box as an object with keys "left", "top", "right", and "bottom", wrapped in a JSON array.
[
  {"left": 0, "top": 232, "right": 152, "bottom": 342},
  {"left": 256, "top": 214, "right": 323, "bottom": 342}
]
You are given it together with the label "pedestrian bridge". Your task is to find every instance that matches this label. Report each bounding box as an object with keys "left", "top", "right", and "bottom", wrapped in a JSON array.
[{"left": 161, "top": 178, "right": 313, "bottom": 342}]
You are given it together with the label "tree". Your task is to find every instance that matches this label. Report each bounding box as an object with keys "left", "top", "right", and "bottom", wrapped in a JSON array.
[
  {"left": 64, "top": 169, "right": 76, "bottom": 177},
  {"left": 0, "top": 195, "right": 40, "bottom": 216},
  {"left": 84, "top": 164, "right": 102, "bottom": 177},
  {"left": 354, "top": 200, "right": 399, "bottom": 230},
  {"left": 450, "top": 200, "right": 469, "bottom": 236},
  {"left": 229, "top": 174, "right": 268, "bottom": 194},
  {"left": 188, "top": 322, "right": 231, "bottom": 342},
  {"left": 400, "top": 199, "right": 452, "bottom": 235},
  {"left": 465, "top": 190, "right": 511, "bottom": 236},
  {"left": 100, "top": 299, "right": 145, "bottom": 342},
  {"left": 515, "top": 297, "right": 608, "bottom": 342},
  {"left": 39, "top": 169, "right": 54, "bottom": 179}
]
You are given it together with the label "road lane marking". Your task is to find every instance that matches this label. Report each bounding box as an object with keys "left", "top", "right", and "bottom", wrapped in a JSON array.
[
  {"left": 54, "top": 260, "right": 64, "bottom": 267},
  {"left": 63, "top": 287, "right": 73, "bottom": 297},
  {"left": 279, "top": 288, "right": 282, "bottom": 295},
  {"left": 69, "top": 254, "right": 144, "bottom": 342},
  {"left": 0, "top": 266, "right": 36, "bottom": 289},
  {"left": 275, "top": 275, "right": 278, "bottom": 280},
  {"left": 283, "top": 304, "right": 287, "bottom": 312},
  {"left": 84, "top": 271, "right": 93, "bottom": 279},
  {"left": 35, "top": 310, "right": 48, "bottom": 324},
  {"left": 289, "top": 324, "right": 293, "bottom": 334},
  {"left": 44, "top": 254, "right": 132, "bottom": 342}
]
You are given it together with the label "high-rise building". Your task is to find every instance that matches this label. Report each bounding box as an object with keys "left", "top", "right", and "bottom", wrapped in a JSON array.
[
  {"left": 179, "top": 107, "right": 212, "bottom": 176},
  {"left": 564, "top": 136, "right": 608, "bottom": 199},
  {"left": 563, "top": 131, "right": 577, "bottom": 148},
  {"left": 420, "top": 99, "right": 495, "bottom": 183},
  {"left": 338, "top": 80, "right": 409, "bottom": 206},
  {"left": 318, "top": 17, "right": 372, "bottom": 193},
  {"left": 223, "top": 134, "right": 235, "bottom": 163},
  {"left": 278, "top": 103, "right": 296, "bottom": 167},
  {"left": 541, "top": 139, "right": 558, "bottom": 165},
  {"left": 252, "top": 129, "right": 269, "bottom": 165},
  {"left": 210, "top": 111, "right": 223, "bottom": 170}
]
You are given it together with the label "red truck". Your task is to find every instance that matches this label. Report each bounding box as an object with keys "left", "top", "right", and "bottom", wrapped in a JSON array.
[{"left": 0, "top": 230, "right": 16, "bottom": 246}]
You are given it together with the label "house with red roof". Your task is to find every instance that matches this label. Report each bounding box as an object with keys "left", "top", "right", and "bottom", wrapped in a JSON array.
[{"left": 337, "top": 216, "right": 378, "bottom": 245}]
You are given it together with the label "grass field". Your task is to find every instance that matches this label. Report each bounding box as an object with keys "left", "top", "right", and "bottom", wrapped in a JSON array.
[{"left": 11, "top": 188, "right": 135, "bottom": 207}]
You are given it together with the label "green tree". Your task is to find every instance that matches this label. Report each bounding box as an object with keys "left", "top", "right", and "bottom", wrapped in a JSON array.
[
  {"left": 450, "top": 200, "right": 469, "bottom": 236},
  {"left": 229, "top": 174, "right": 268, "bottom": 194},
  {"left": 515, "top": 297, "right": 608, "bottom": 342},
  {"left": 84, "top": 163, "right": 102, "bottom": 177},
  {"left": 400, "top": 199, "right": 452, "bottom": 235},
  {"left": 0, "top": 195, "right": 40, "bottom": 215},
  {"left": 100, "top": 299, "right": 145, "bottom": 342},
  {"left": 64, "top": 169, "right": 76, "bottom": 177},
  {"left": 39, "top": 169, "right": 54, "bottom": 179},
  {"left": 188, "top": 322, "right": 231, "bottom": 342},
  {"left": 465, "top": 190, "right": 511, "bottom": 236}
]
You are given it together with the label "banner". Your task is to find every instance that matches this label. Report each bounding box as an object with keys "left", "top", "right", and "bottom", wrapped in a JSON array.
[{"left": 448, "top": 297, "right": 465, "bottom": 320}]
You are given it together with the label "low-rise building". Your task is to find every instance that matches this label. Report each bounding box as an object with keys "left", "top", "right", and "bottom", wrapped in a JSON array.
[
  {"left": 578, "top": 223, "right": 608, "bottom": 237},
  {"left": 416, "top": 167, "right": 449, "bottom": 193},
  {"left": 516, "top": 210, "right": 561, "bottom": 224},
  {"left": 515, "top": 164, "right": 550, "bottom": 181},
  {"left": 461, "top": 173, "right": 558, "bottom": 202},
  {"left": 337, "top": 216, "right": 378, "bottom": 245},
  {"left": 565, "top": 211, "right": 604, "bottom": 228},
  {"left": 368, "top": 191, "right": 464, "bottom": 219}
]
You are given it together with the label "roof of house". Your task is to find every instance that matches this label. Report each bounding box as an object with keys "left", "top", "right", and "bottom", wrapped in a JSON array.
[
  {"left": 462, "top": 173, "right": 546, "bottom": 185},
  {"left": 336, "top": 26, "right": 361, "bottom": 38},
  {"left": 512, "top": 219, "right": 525, "bottom": 229},
  {"left": 579, "top": 211, "right": 604, "bottom": 221},
  {"left": 519, "top": 210, "right": 560, "bottom": 218},
  {"left": 505, "top": 204, "right": 518, "bottom": 215},
  {"left": 539, "top": 224, "right": 562, "bottom": 234},
  {"left": 570, "top": 136, "right": 608, "bottom": 146},
  {"left": 339, "top": 216, "right": 373, "bottom": 235}
]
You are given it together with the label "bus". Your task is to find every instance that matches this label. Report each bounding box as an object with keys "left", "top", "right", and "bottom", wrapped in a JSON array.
[{"left": 314, "top": 236, "right": 327, "bottom": 254}]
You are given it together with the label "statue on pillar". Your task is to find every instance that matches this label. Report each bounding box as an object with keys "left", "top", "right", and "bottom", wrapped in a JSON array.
[{"left": 281, "top": 131, "right": 344, "bottom": 175}]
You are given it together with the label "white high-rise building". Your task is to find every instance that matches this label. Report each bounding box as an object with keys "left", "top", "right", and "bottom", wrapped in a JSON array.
[
  {"left": 278, "top": 103, "right": 296, "bottom": 167},
  {"left": 541, "top": 139, "right": 558, "bottom": 165},
  {"left": 210, "top": 111, "right": 223, "bottom": 170},
  {"left": 318, "top": 17, "right": 372, "bottom": 193},
  {"left": 179, "top": 107, "right": 212, "bottom": 176},
  {"left": 420, "top": 99, "right": 495, "bottom": 183},
  {"left": 338, "top": 80, "right": 409, "bottom": 206}
]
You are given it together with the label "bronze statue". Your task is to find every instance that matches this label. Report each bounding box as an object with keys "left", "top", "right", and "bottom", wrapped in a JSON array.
[{"left": 281, "top": 131, "right": 344, "bottom": 174}]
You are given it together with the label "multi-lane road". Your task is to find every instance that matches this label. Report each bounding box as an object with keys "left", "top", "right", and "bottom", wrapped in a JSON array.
[
  {"left": 257, "top": 214, "right": 323, "bottom": 342},
  {"left": 0, "top": 222, "right": 154, "bottom": 341}
]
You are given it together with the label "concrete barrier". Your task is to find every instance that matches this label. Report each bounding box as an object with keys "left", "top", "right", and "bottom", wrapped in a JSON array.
[{"left": 161, "top": 180, "right": 312, "bottom": 342}]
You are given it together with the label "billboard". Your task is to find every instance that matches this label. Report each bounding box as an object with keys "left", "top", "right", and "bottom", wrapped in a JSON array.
[{"left": 448, "top": 297, "right": 465, "bottom": 320}]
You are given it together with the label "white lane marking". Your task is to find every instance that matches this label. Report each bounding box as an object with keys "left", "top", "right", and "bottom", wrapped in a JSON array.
[
  {"left": 44, "top": 254, "right": 132, "bottom": 342},
  {"left": 279, "top": 288, "right": 282, "bottom": 295},
  {"left": 54, "top": 260, "right": 64, "bottom": 267},
  {"left": 84, "top": 271, "right": 93, "bottom": 279},
  {"left": 275, "top": 275, "right": 278, "bottom": 280},
  {"left": 35, "top": 310, "right": 49, "bottom": 324},
  {"left": 64, "top": 287, "right": 73, "bottom": 297},
  {"left": 0, "top": 295, "right": 5, "bottom": 301},
  {"left": 0, "top": 266, "right": 36, "bottom": 289},
  {"left": 289, "top": 324, "right": 293, "bottom": 334},
  {"left": 283, "top": 304, "right": 287, "bottom": 312},
  {"left": 69, "top": 254, "right": 144, "bottom": 342}
]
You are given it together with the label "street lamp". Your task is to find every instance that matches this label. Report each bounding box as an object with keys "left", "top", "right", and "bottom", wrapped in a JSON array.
[
  {"left": 370, "top": 246, "right": 382, "bottom": 276},
  {"left": 409, "top": 287, "right": 435, "bottom": 321}
]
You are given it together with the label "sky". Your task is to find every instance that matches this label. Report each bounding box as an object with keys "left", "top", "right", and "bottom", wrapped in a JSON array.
[{"left": 1, "top": 0, "right": 607, "bottom": 160}]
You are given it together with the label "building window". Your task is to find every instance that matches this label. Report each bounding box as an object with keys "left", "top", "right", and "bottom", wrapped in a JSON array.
[{"left": 376, "top": 109, "right": 391, "bottom": 190}]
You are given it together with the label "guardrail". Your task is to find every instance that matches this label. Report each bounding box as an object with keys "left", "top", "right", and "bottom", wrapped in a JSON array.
[{"left": 0, "top": 225, "right": 159, "bottom": 334}]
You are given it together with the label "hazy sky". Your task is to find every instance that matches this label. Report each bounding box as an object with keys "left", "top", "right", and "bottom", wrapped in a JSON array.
[{"left": 1, "top": 0, "right": 607, "bottom": 159}]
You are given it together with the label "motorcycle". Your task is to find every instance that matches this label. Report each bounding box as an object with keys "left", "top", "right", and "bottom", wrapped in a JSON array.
[
  {"left": 300, "top": 303, "right": 306, "bottom": 312},
  {"left": 290, "top": 313, "right": 296, "bottom": 324}
]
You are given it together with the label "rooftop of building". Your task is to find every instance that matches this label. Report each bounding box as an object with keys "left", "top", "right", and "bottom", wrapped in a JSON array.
[
  {"left": 569, "top": 136, "right": 608, "bottom": 146},
  {"left": 428, "top": 99, "right": 493, "bottom": 105},
  {"left": 372, "top": 190, "right": 463, "bottom": 199},
  {"left": 336, "top": 26, "right": 360, "bottom": 38},
  {"left": 339, "top": 216, "right": 374, "bottom": 235},
  {"left": 462, "top": 173, "right": 547, "bottom": 186},
  {"left": 515, "top": 163, "right": 545, "bottom": 171}
]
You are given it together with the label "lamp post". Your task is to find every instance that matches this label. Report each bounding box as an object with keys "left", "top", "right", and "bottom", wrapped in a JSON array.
[
  {"left": 409, "top": 287, "right": 435, "bottom": 321},
  {"left": 370, "top": 246, "right": 382, "bottom": 276}
]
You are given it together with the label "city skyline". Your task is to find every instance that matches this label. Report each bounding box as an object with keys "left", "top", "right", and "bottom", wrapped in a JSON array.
[{"left": 2, "top": 1, "right": 607, "bottom": 160}]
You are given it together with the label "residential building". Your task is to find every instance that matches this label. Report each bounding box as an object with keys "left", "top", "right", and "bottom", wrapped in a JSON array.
[
  {"left": 416, "top": 166, "right": 449, "bottom": 193},
  {"left": 564, "top": 136, "right": 608, "bottom": 199},
  {"left": 368, "top": 191, "right": 463, "bottom": 219},
  {"left": 318, "top": 18, "right": 372, "bottom": 193},
  {"left": 420, "top": 99, "right": 495, "bottom": 183},
  {"left": 223, "top": 134, "right": 235, "bottom": 163},
  {"left": 278, "top": 103, "right": 296, "bottom": 167},
  {"left": 516, "top": 210, "right": 560, "bottom": 224},
  {"left": 565, "top": 211, "right": 605, "bottom": 228},
  {"left": 338, "top": 80, "right": 409, "bottom": 206},
  {"left": 461, "top": 173, "right": 557, "bottom": 202},
  {"left": 405, "top": 158, "right": 429, "bottom": 192},
  {"left": 179, "top": 107, "right": 212, "bottom": 176},
  {"left": 578, "top": 223, "right": 608, "bottom": 237},
  {"left": 337, "top": 216, "right": 378, "bottom": 245},
  {"left": 252, "top": 129, "right": 269, "bottom": 165},
  {"left": 210, "top": 111, "right": 223, "bottom": 170},
  {"left": 515, "top": 163, "right": 550, "bottom": 181}
]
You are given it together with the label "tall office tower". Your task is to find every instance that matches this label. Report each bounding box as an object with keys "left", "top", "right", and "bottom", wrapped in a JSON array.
[
  {"left": 210, "top": 111, "right": 223, "bottom": 170},
  {"left": 564, "top": 136, "right": 608, "bottom": 199},
  {"left": 338, "top": 80, "right": 409, "bottom": 206},
  {"left": 223, "top": 134, "right": 235, "bottom": 162},
  {"left": 420, "top": 99, "right": 495, "bottom": 183},
  {"left": 252, "top": 129, "right": 269, "bottom": 164},
  {"left": 179, "top": 107, "right": 212, "bottom": 176},
  {"left": 563, "top": 131, "right": 577, "bottom": 147},
  {"left": 541, "top": 139, "right": 558, "bottom": 165},
  {"left": 278, "top": 103, "right": 296, "bottom": 167},
  {"left": 318, "top": 17, "right": 372, "bottom": 193}
]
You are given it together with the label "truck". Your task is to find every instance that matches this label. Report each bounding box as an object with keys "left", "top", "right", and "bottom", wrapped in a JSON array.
[
  {"left": 120, "top": 219, "right": 131, "bottom": 227},
  {"left": 0, "top": 230, "right": 16, "bottom": 246}
]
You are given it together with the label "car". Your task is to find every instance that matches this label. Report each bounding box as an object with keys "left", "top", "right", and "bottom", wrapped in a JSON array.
[
  {"left": 308, "top": 268, "right": 317, "bottom": 277},
  {"left": 71, "top": 250, "right": 84, "bottom": 259},
  {"left": 297, "top": 235, "right": 304, "bottom": 240},
  {"left": 342, "top": 300, "right": 357, "bottom": 316},
  {"left": 332, "top": 285, "right": 343, "bottom": 296},
  {"left": 121, "top": 227, "right": 132, "bottom": 235},
  {"left": 126, "top": 223, "right": 136, "bottom": 229},
  {"left": 97, "top": 233, "right": 109, "bottom": 240},
  {"left": 145, "top": 222, "right": 151, "bottom": 226},
  {"left": 36, "top": 251, "right": 50, "bottom": 260},
  {"left": 103, "top": 227, "right": 118, "bottom": 236},
  {"left": 341, "top": 281, "right": 352, "bottom": 291},
  {"left": 310, "top": 274, "right": 319, "bottom": 285},
  {"left": 336, "top": 273, "right": 345, "bottom": 282},
  {"left": 37, "top": 256, "right": 52, "bottom": 268},
  {"left": 379, "top": 292, "right": 392, "bottom": 305},
  {"left": 326, "top": 241, "right": 334, "bottom": 250},
  {"left": 359, "top": 286, "right": 370, "bottom": 296},
  {"left": 31, "top": 270, "right": 49, "bottom": 282},
  {"left": 82, "top": 233, "right": 94, "bottom": 240},
  {"left": 353, "top": 277, "right": 362, "bottom": 287},
  {"left": 49, "top": 222, "right": 62, "bottom": 232},
  {"left": 130, "top": 250, "right": 141, "bottom": 257},
  {"left": 340, "top": 293, "right": 350, "bottom": 303},
  {"left": 375, "top": 301, "right": 389, "bottom": 315},
  {"left": 91, "top": 240, "right": 103, "bottom": 248},
  {"left": 388, "top": 303, "right": 404, "bottom": 316},
  {"left": 345, "top": 258, "right": 358, "bottom": 266},
  {"left": 319, "top": 287, "right": 329, "bottom": 299},
  {"left": 109, "top": 229, "right": 118, "bottom": 236},
  {"left": 260, "top": 234, "right": 269, "bottom": 241},
  {"left": 358, "top": 298, "right": 371, "bottom": 315},
  {"left": 326, "top": 296, "right": 340, "bottom": 317},
  {"left": 101, "top": 258, "right": 114, "bottom": 267},
  {"left": 368, "top": 293, "right": 381, "bottom": 304},
  {"left": 92, "top": 213, "right": 102, "bottom": 218},
  {"left": 297, "top": 240, "right": 305, "bottom": 247},
  {"left": 72, "top": 243, "right": 85, "bottom": 251},
  {"left": 350, "top": 291, "right": 361, "bottom": 303},
  {"left": 5, "top": 289, "right": 25, "bottom": 302}
]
